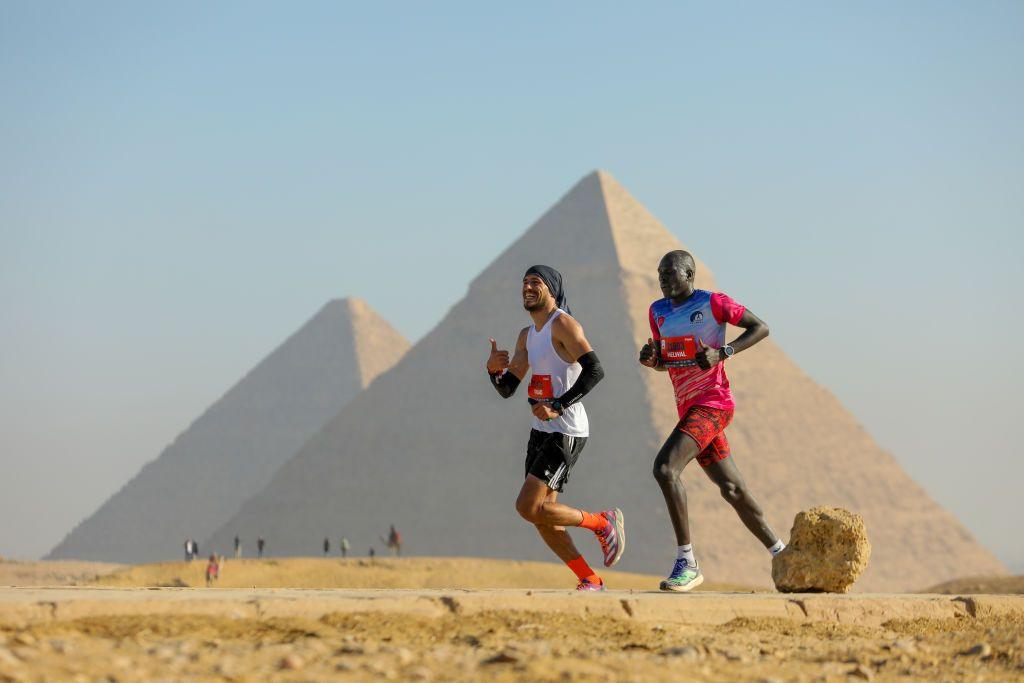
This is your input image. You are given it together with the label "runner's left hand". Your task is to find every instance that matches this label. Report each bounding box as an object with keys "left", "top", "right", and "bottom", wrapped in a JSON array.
[
  {"left": 695, "top": 338, "right": 723, "bottom": 370},
  {"left": 639, "top": 338, "right": 659, "bottom": 368},
  {"left": 532, "top": 402, "right": 560, "bottom": 421}
]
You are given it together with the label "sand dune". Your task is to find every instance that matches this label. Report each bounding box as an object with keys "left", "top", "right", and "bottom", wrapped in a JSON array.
[
  {"left": 923, "top": 575, "right": 1024, "bottom": 595},
  {"left": 90, "top": 556, "right": 750, "bottom": 592},
  {"left": 0, "top": 559, "right": 122, "bottom": 587},
  {"left": 8, "top": 556, "right": 1020, "bottom": 595}
]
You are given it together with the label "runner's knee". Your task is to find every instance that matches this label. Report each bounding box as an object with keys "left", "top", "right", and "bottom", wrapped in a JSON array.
[
  {"left": 515, "top": 497, "right": 541, "bottom": 522},
  {"left": 654, "top": 435, "right": 696, "bottom": 483},
  {"left": 653, "top": 459, "right": 682, "bottom": 483},
  {"left": 720, "top": 481, "right": 743, "bottom": 504},
  {"left": 720, "top": 481, "right": 761, "bottom": 514}
]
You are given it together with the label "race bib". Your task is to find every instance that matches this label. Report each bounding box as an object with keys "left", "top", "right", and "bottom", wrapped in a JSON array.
[
  {"left": 528, "top": 374, "right": 554, "bottom": 400},
  {"left": 660, "top": 335, "right": 698, "bottom": 367}
]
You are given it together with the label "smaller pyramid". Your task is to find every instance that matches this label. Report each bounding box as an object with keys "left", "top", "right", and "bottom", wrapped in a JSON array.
[{"left": 47, "top": 298, "right": 409, "bottom": 563}]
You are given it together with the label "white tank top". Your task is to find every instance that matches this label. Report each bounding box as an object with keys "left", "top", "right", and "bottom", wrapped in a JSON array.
[{"left": 525, "top": 309, "right": 589, "bottom": 437}]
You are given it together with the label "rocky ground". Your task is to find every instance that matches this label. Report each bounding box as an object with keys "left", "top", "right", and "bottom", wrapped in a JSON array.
[
  {"left": 1, "top": 558, "right": 1020, "bottom": 682},
  {"left": 1, "top": 603, "right": 1022, "bottom": 682}
]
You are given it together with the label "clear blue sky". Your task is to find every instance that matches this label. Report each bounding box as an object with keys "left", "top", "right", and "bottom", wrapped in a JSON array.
[{"left": 2, "top": 2, "right": 1022, "bottom": 569}]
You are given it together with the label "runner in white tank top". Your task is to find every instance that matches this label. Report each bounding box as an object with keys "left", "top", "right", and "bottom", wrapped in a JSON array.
[
  {"left": 525, "top": 309, "right": 588, "bottom": 437},
  {"left": 486, "top": 265, "right": 626, "bottom": 591}
]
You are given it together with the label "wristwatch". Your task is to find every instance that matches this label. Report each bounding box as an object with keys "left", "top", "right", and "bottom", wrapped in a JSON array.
[
  {"left": 721, "top": 345, "right": 735, "bottom": 358},
  {"left": 549, "top": 399, "right": 564, "bottom": 416}
]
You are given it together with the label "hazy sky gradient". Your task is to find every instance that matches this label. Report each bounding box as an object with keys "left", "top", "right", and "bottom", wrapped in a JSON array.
[{"left": 2, "top": 2, "right": 1022, "bottom": 569}]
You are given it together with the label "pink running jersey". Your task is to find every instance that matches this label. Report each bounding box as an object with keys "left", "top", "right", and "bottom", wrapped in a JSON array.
[{"left": 648, "top": 290, "right": 746, "bottom": 418}]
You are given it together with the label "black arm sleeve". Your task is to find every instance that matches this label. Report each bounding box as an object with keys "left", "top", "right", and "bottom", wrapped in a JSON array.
[
  {"left": 489, "top": 370, "right": 521, "bottom": 399},
  {"left": 557, "top": 351, "right": 604, "bottom": 409}
]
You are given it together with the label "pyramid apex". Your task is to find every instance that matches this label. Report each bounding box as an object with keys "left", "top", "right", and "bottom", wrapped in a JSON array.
[
  {"left": 343, "top": 297, "right": 369, "bottom": 311},
  {"left": 317, "top": 297, "right": 373, "bottom": 315},
  {"left": 317, "top": 298, "right": 345, "bottom": 310},
  {"left": 564, "top": 170, "right": 629, "bottom": 208},
  {"left": 573, "top": 169, "right": 617, "bottom": 187},
  {"left": 313, "top": 298, "right": 351, "bottom": 316}
]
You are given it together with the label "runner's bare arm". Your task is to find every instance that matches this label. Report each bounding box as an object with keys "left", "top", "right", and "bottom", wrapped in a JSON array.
[
  {"left": 550, "top": 313, "right": 592, "bottom": 362},
  {"left": 507, "top": 327, "right": 530, "bottom": 379},
  {"left": 697, "top": 309, "right": 770, "bottom": 368},
  {"left": 729, "top": 309, "right": 770, "bottom": 352},
  {"left": 487, "top": 329, "right": 530, "bottom": 398}
]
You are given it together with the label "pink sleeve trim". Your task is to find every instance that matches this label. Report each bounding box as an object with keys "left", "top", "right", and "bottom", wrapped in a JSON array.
[
  {"left": 710, "top": 292, "right": 745, "bottom": 325},
  {"left": 648, "top": 305, "right": 661, "bottom": 340}
]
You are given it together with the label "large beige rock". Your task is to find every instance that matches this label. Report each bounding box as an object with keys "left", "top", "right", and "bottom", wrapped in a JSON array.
[{"left": 773, "top": 507, "right": 871, "bottom": 593}]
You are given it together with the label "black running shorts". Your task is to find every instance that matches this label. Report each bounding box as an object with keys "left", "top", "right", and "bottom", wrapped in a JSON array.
[{"left": 525, "top": 429, "right": 587, "bottom": 492}]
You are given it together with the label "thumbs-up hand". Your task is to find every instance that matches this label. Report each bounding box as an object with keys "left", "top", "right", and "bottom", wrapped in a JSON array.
[
  {"left": 695, "top": 338, "right": 721, "bottom": 370},
  {"left": 639, "top": 337, "right": 659, "bottom": 368},
  {"left": 487, "top": 338, "right": 510, "bottom": 374}
]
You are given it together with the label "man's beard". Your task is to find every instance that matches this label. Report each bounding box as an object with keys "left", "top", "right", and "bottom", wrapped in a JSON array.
[{"left": 523, "top": 299, "right": 546, "bottom": 312}]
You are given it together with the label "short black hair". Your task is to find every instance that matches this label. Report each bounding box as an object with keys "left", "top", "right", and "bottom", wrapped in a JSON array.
[{"left": 662, "top": 250, "right": 695, "bottom": 275}]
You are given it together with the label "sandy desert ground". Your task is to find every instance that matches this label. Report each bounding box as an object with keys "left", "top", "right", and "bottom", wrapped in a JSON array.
[
  {"left": 0, "top": 559, "right": 122, "bottom": 588},
  {"left": 923, "top": 575, "right": 1024, "bottom": 595},
  {"left": 87, "top": 556, "right": 749, "bottom": 592},
  {"left": 0, "top": 558, "right": 1021, "bottom": 682}
]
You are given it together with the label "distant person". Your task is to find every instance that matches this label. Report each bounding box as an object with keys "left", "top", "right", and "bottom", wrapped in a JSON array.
[
  {"left": 340, "top": 537, "right": 350, "bottom": 558},
  {"left": 640, "top": 250, "right": 785, "bottom": 592},
  {"left": 205, "top": 554, "right": 220, "bottom": 587},
  {"left": 323, "top": 537, "right": 330, "bottom": 556},
  {"left": 234, "top": 535, "right": 241, "bottom": 559},
  {"left": 193, "top": 540, "right": 199, "bottom": 560},
  {"left": 369, "top": 547, "right": 376, "bottom": 564},
  {"left": 486, "top": 265, "right": 622, "bottom": 591},
  {"left": 184, "top": 538, "right": 192, "bottom": 561},
  {"left": 387, "top": 525, "right": 402, "bottom": 557},
  {"left": 257, "top": 536, "right": 265, "bottom": 558}
]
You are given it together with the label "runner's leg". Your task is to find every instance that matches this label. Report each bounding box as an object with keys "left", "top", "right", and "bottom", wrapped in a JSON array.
[
  {"left": 519, "top": 432, "right": 623, "bottom": 576},
  {"left": 701, "top": 453, "right": 780, "bottom": 548},
  {"left": 652, "top": 428, "right": 701, "bottom": 545},
  {"left": 528, "top": 485, "right": 598, "bottom": 589},
  {"left": 516, "top": 474, "right": 598, "bottom": 528},
  {"left": 532, "top": 489, "right": 584, "bottom": 563}
]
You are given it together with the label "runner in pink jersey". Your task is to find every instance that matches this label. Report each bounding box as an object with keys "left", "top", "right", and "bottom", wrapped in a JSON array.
[{"left": 639, "top": 250, "right": 786, "bottom": 592}]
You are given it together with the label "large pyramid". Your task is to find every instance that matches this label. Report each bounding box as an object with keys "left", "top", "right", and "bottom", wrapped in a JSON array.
[
  {"left": 209, "top": 173, "right": 1005, "bottom": 590},
  {"left": 48, "top": 298, "right": 409, "bottom": 563}
]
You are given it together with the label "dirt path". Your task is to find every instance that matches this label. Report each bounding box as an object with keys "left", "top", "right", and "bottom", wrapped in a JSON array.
[{"left": 1, "top": 588, "right": 1022, "bottom": 681}]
